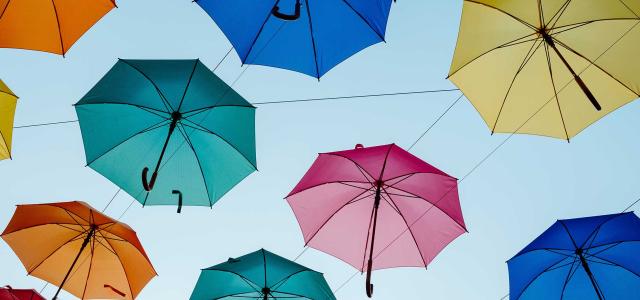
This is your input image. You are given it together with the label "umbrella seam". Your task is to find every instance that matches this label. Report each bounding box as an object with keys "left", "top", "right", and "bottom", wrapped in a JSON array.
[
  {"left": 340, "top": 0, "right": 385, "bottom": 41},
  {"left": 175, "top": 124, "right": 214, "bottom": 207},
  {"left": 303, "top": 0, "right": 321, "bottom": 78},
  {"left": 118, "top": 60, "right": 175, "bottom": 112}
]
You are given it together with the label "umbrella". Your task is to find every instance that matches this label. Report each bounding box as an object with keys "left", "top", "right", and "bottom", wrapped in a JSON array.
[
  {"left": 286, "top": 144, "right": 466, "bottom": 297},
  {"left": 508, "top": 212, "right": 640, "bottom": 300},
  {"left": 75, "top": 59, "right": 257, "bottom": 212},
  {"left": 195, "top": 0, "right": 393, "bottom": 78},
  {"left": 0, "top": 286, "right": 45, "bottom": 300},
  {"left": 0, "top": 79, "right": 17, "bottom": 161},
  {"left": 448, "top": 1, "right": 640, "bottom": 139},
  {"left": 1, "top": 201, "right": 157, "bottom": 300},
  {"left": 0, "top": 0, "right": 116, "bottom": 56},
  {"left": 190, "top": 249, "right": 335, "bottom": 300}
]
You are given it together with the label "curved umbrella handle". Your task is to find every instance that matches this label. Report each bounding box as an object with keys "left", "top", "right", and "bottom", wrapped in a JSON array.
[
  {"left": 272, "top": 0, "right": 301, "bottom": 20},
  {"left": 173, "top": 190, "right": 183, "bottom": 214},
  {"left": 142, "top": 167, "right": 158, "bottom": 191},
  {"left": 366, "top": 259, "right": 374, "bottom": 297},
  {"left": 104, "top": 285, "right": 126, "bottom": 297}
]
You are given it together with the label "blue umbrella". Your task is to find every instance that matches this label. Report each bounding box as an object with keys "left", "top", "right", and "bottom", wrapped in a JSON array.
[
  {"left": 508, "top": 212, "right": 640, "bottom": 300},
  {"left": 195, "top": 0, "right": 393, "bottom": 78}
]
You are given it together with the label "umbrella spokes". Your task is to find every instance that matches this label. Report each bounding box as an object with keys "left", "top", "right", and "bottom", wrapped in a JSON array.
[
  {"left": 53, "top": 225, "right": 97, "bottom": 300},
  {"left": 272, "top": 0, "right": 301, "bottom": 21},
  {"left": 539, "top": 30, "right": 601, "bottom": 111},
  {"left": 142, "top": 112, "right": 182, "bottom": 191}
]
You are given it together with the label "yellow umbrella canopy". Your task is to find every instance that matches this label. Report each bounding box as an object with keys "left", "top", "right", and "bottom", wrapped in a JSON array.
[
  {"left": 0, "top": 79, "right": 17, "bottom": 160},
  {"left": 449, "top": 1, "right": 640, "bottom": 139},
  {"left": 1, "top": 201, "right": 157, "bottom": 300}
]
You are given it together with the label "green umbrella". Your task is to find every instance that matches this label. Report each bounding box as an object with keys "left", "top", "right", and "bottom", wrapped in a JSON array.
[
  {"left": 75, "top": 59, "right": 257, "bottom": 212},
  {"left": 190, "top": 249, "right": 336, "bottom": 300}
]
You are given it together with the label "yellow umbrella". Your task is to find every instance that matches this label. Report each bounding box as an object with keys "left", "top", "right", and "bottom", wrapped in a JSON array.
[
  {"left": 0, "top": 79, "right": 17, "bottom": 160},
  {"left": 449, "top": 1, "right": 640, "bottom": 139}
]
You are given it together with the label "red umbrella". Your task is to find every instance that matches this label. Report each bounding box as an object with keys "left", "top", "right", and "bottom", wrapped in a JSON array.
[
  {"left": 287, "top": 144, "right": 467, "bottom": 297},
  {"left": 0, "top": 286, "right": 45, "bottom": 300}
]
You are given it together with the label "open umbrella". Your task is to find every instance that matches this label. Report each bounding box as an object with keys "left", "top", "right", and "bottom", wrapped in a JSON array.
[
  {"left": 75, "top": 59, "right": 257, "bottom": 212},
  {"left": 508, "top": 212, "right": 640, "bottom": 300},
  {"left": 1, "top": 201, "right": 157, "bottom": 300},
  {"left": 0, "top": 286, "right": 45, "bottom": 300},
  {"left": 0, "top": 79, "right": 17, "bottom": 161},
  {"left": 0, "top": 0, "right": 116, "bottom": 56},
  {"left": 195, "top": 0, "right": 393, "bottom": 78},
  {"left": 286, "top": 144, "right": 466, "bottom": 297},
  {"left": 190, "top": 249, "right": 335, "bottom": 300},
  {"left": 449, "top": 0, "right": 640, "bottom": 139}
]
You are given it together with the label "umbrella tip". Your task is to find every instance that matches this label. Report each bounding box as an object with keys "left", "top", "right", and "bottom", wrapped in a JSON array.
[{"left": 355, "top": 144, "right": 364, "bottom": 149}]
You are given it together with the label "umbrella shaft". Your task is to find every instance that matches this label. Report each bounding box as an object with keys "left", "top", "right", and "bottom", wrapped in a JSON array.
[
  {"left": 578, "top": 254, "right": 604, "bottom": 300},
  {"left": 152, "top": 120, "right": 178, "bottom": 175},
  {"left": 53, "top": 227, "right": 95, "bottom": 300}
]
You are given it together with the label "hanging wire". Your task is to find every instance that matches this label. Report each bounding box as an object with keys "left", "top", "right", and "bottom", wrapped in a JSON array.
[
  {"left": 252, "top": 89, "right": 459, "bottom": 105},
  {"left": 13, "top": 120, "right": 78, "bottom": 129},
  {"left": 499, "top": 294, "right": 509, "bottom": 300},
  {"left": 407, "top": 92, "right": 463, "bottom": 151}
]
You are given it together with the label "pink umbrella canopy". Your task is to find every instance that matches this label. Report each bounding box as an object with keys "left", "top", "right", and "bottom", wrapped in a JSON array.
[
  {"left": 286, "top": 144, "right": 467, "bottom": 297},
  {"left": 0, "top": 286, "right": 46, "bottom": 300}
]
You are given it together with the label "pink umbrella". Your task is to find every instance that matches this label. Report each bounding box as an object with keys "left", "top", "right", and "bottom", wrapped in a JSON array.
[{"left": 287, "top": 144, "right": 467, "bottom": 297}]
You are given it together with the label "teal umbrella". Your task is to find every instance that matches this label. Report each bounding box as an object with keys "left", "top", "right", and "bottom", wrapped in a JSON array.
[
  {"left": 190, "top": 249, "right": 336, "bottom": 300},
  {"left": 75, "top": 59, "right": 257, "bottom": 212}
]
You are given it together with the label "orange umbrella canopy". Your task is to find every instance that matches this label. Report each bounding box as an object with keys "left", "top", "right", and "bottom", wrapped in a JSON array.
[
  {"left": 1, "top": 201, "right": 156, "bottom": 300},
  {"left": 0, "top": 0, "right": 116, "bottom": 55}
]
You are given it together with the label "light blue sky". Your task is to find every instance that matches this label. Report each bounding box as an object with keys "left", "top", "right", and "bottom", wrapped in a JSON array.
[{"left": 1, "top": 1, "right": 640, "bottom": 299}]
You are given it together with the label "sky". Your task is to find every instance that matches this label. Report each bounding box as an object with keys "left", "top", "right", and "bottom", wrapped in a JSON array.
[{"left": 1, "top": 1, "right": 640, "bottom": 299}]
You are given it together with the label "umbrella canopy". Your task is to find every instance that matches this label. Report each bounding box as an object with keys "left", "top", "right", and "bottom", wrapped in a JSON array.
[
  {"left": 508, "top": 212, "right": 640, "bottom": 300},
  {"left": 1, "top": 201, "right": 156, "bottom": 300},
  {"left": 0, "top": 286, "right": 45, "bottom": 300},
  {"left": 196, "top": 0, "right": 393, "bottom": 78},
  {"left": 0, "top": 0, "right": 116, "bottom": 56},
  {"left": 286, "top": 144, "right": 466, "bottom": 297},
  {"left": 0, "top": 79, "right": 17, "bottom": 161},
  {"left": 75, "top": 59, "right": 257, "bottom": 212},
  {"left": 190, "top": 249, "right": 335, "bottom": 300},
  {"left": 449, "top": 0, "right": 640, "bottom": 139}
]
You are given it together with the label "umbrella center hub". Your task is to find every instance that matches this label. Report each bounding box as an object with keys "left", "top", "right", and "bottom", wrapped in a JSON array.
[
  {"left": 575, "top": 248, "right": 583, "bottom": 256},
  {"left": 171, "top": 111, "right": 182, "bottom": 121},
  {"left": 262, "top": 287, "right": 271, "bottom": 295}
]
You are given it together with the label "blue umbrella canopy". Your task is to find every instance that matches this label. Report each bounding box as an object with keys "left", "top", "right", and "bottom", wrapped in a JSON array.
[
  {"left": 195, "top": 0, "right": 393, "bottom": 78},
  {"left": 190, "top": 249, "right": 336, "bottom": 300},
  {"left": 75, "top": 59, "right": 257, "bottom": 212},
  {"left": 508, "top": 212, "right": 640, "bottom": 300}
]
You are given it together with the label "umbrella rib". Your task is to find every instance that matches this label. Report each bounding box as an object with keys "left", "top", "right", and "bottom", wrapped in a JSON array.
[
  {"left": 303, "top": 0, "right": 321, "bottom": 78},
  {"left": 560, "top": 257, "right": 581, "bottom": 300},
  {"left": 544, "top": 0, "right": 571, "bottom": 29},
  {"left": 176, "top": 60, "right": 199, "bottom": 112},
  {"left": 552, "top": 37, "right": 640, "bottom": 97},
  {"left": 27, "top": 229, "right": 89, "bottom": 275},
  {"left": 181, "top": 104, "right": 255, "bottom": 117},
  {"left": 205, "top": 269, "right": 262, "bottom": 293},
  {"left": 176, "top": 123, "right": 214, "bottom": 207},
  {"left": 269, "top": 269, "right": 309, "bottom": 290},
  {"left": 303, "top": 187, "right": 374, "bottom": 246},
  {"left": 491, "top": 38, "right": 545, "bottom": 133},
  {"left": 0, "top": 0, "right": 11, "bottom": 20},
  {"left": 380, "top": 188, "right": 428, "bottom": 268},
  {"left": 339, "top": 0, "right": 385, "bottom": 41},
  {"left": 322, "top": 153, "right": 376, "bottom": 182},
  {"left": 179, "top": 119, "right": 257, "bottom": 170},
  {"left": 86, "top": 118, "right": 170, "bottom": 166},
  {"left": 543, "top": 42, "right": 570, "bottom": 140},
  {"left": 80, "top": 237, "right": 97, "bottom": 300},
  {"left": 513, "top": 254, "right": 575, "bottom": 300},
  {"left": 101, "top": 235, "right": 137, "bottom": 299},
  {"left": 241, "top": 3, "right": 275, "bottom": 64},
  {"left": 49, "top": 0, "right": 65, "bottom": 55},
  {"left": 118, "top": 60, "right": 175, "bottom": 112},
  {"left": 587, "top": 253, "right": 640, "bottom": 278}
]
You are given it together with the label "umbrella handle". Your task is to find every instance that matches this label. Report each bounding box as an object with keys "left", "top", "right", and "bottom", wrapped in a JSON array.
[
  {"left": 173, "top": 190, "right": 183, "bottom": 213},
  {"left": 366, "top": 259, "right": 374, "bottom": 297},
  {"left": 142, "top": 167, "right": 158, "bottom": 191},
  {"left": 104, "top": 285, "right": 126, "bottom": 297},
  {"left": 272, "top": 0, "right": 301, "bottom": 20}
]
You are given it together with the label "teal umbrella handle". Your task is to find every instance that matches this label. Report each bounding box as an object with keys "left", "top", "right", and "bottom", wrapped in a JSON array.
[
  {"left": 173, "top": 190, "right": 183, "bottom": 214},
  {"left": 142, "top": 167, "right": 158, "bottom": 191},
  {"left": 272, "top": 0, "right": 301, "bottom": 21}
]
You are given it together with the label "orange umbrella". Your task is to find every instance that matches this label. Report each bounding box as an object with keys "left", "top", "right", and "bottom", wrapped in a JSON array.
[
  {"left": 0, "top": 0, "right": 117, "bottom": 56},
  {"left": 1, "top": 201, "right": 157, "bottom": 300}
]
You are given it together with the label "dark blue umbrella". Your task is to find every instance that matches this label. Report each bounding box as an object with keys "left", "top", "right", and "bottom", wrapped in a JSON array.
[
  {"left": 508, "top": 212, "right": 640, "bottom": 300},
  {"left": 195, "top": 0, "right": 393, "bottom": 78}
]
